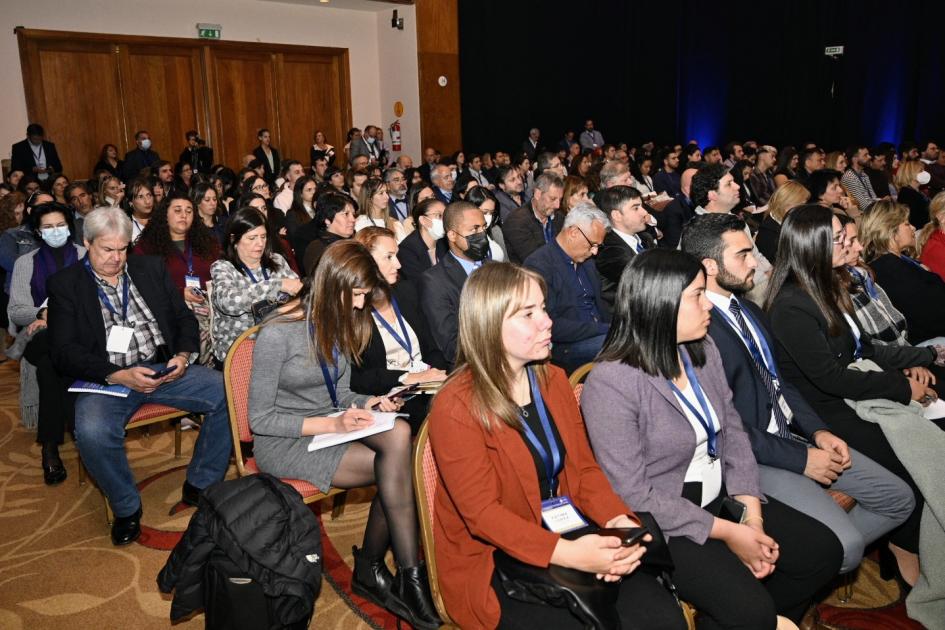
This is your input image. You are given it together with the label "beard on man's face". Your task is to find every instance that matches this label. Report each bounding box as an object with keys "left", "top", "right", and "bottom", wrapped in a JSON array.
[{"left": 716, "top": 264, "right": 754, "bottom": 295}]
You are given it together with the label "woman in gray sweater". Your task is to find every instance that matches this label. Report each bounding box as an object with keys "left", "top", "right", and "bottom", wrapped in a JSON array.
[{"left": 247, "top": 240, "right": 440, "bottom": 630}]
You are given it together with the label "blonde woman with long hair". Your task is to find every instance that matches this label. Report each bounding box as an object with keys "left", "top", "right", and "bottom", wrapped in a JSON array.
[
  {"left": 918, "top": 191, "right": 945, "bottom": 282},
  {"left": 754, "top": 180, "right": 810, "bottom": 262},
  {"left": 355, "top": 177, "right": 406, "bottom": 242}
]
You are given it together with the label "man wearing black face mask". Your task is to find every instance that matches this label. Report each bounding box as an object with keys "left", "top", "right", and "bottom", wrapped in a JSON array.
[{"left": 420, "top": 201, "right": 490, "bottom": 368}]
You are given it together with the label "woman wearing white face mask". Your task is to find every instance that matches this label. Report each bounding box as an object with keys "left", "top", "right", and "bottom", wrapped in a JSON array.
[
  {"left": 8, "top": 202, "right": 86, "bottom": 485},
  {"left": 894, "top": 160, "right": 931, "bottom": 229},
  {"left": 396, "top": 198, "right": 449, "bottom": 284},
  {"left": 465, "top": 185, "right": 506, "bottom": 261}
]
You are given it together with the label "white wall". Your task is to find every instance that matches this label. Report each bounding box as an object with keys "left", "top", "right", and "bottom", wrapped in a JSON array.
[{"left": 0, "top": 0, "right": 421, "bottom": 166}]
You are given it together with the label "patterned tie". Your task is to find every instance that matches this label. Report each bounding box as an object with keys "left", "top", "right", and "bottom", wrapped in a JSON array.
[
  {"left": 635, "top": 240, "right": 644, "bottom": 254},
  {"left": 728, "top": 298, "right": 792, "bottom": 438}
]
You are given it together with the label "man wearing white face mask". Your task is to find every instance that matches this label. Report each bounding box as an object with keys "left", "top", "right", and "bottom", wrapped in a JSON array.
[{"left": 122, "top": 130, "right": 161, "bottom": 184}]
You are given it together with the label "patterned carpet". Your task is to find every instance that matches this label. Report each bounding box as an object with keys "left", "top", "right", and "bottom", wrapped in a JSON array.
[{"left": 0, "top": 358, "right": 925, "bottom": 629}]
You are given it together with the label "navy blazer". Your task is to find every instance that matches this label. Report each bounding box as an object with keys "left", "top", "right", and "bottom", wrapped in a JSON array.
[
  {"left": 47, "top": 255, "right": 199, "bottom": 384},
  {"left": 419, "top": 252, "right": 473, "bottom": 368},
  {"left": 656, "top": 195, "right": 695, "bottom": 250},
  {"left": 524, "top": 241, "right": 610, "bottom": 344},
  {"left": 432, "top": 187, "right": 453, "bottom": 205},
  {"left": 595, "top": 229, "right": 654, "bottom": 307},
  {"left": 397, "top": 229, "right": 448, "bottom": 286},
  {"left": 11, "top": 139, "right": 63, "bottom": 176},
  {"left": 708, "top": 297, "right": 828, "bottom": 474},
  {"left": 252, "top": 146, "right": 282, "bottom": 184}
]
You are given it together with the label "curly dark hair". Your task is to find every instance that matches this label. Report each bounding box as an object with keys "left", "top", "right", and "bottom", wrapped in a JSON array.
[{"left": 136, "top": 189, "right": 219, "bottom": 260}]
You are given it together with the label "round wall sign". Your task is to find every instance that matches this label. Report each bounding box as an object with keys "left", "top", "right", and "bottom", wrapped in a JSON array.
[{"left": 394, "top": 101, "right": 404, "bottom": 117}]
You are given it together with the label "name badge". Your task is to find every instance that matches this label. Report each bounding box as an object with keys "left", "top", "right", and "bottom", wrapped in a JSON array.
[
  {"left": 541, "top": 496, "right": 588, "bottom": 534},
  {"left": 184, "top": 275, "right": 201, "bottom": 289},
  {"left": 106, "top": 325, "right": 135, "bottom": 354},
  {"left": 408, "top": 357, "right": 429, "bottom": 374},
  {"left": 776, "top": 393, "right": 794, "bottom": 422}
]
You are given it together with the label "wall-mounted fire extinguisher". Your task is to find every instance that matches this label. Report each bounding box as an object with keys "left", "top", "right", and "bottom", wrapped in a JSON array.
[{"left": 389, "top": 120, "right": 402, "bottom": 152}]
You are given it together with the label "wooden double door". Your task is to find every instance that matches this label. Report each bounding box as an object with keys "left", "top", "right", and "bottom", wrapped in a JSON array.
[{"left": 17, "top": 29, "right": 352, "bottom": 179}]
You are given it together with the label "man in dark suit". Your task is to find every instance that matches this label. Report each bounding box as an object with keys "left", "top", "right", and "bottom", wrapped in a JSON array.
[
  {"left": 11, "top": 123, "right": 63, "bottom": 182},
  {"left": 595, "top": 186, "right": 654, "bottom": 306},
  {"left": 502, "top": 172, "right": 565, "bottom": 264},
  {"left": 178, "top": 130, "right": 214, "bottom": 175},
  {"left": 682, "top": 213, "right": 915, "bottom": 574},
  {"left": 520, "top": 127, "right": 542, "bottom": 162},
  {"left": 430, "top": 164, "right": 455, "bottom": 204},
  {"left": 524, "top": 202, "right": 611, "bottom": 373},
  {"left": 47, "top": 207, "right": 232, "bottom": 546},
  {"left": 122, "top": 130, "right": 161, "bottom": 183},
  {"left": 384, "top": 167, "right": 410, "bottom": 222},
  {"left": 417, "top": 147, "right": 439, "bottom": 184},
  {"left": 657, "top": 166, "right": 698, "bottom": 249},
  {"left": 420, "top": 201, "right": 489, "bottom": 368}
]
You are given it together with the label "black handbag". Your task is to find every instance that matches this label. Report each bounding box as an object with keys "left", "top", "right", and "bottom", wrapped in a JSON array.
[
  {"left": 251, "top": 293, "right": 290, "bottom": 324},
  {"left": 493, "top": 511, "right": 677, "bottom": 630}
]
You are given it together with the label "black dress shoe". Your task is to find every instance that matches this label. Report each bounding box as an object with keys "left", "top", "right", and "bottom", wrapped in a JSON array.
[
  {"left": 111, "top": 506, "right": 142, "bottom": 546},
  {"left": 387, "top": 565, "right": 442, "bottom": 629},
  {"left": 181, "top": 481, "right": 201, "bottom": 507},
  {"left": 351, "top": 545, "right": 395, "bottom": 608},
  {"left": 41, "top": 443, "right": 67, "bottom": 486}
]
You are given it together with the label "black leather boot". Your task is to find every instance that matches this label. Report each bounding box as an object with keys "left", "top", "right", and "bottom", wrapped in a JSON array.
[
  {"left": 41, "top": 442, "right": 67, "bottom": 486},
  {"left": 387, "top": 565, "right": 442, "bottom": 629},
  {"left": 351, "top": 546, "right": 395, "bottom": 608}
]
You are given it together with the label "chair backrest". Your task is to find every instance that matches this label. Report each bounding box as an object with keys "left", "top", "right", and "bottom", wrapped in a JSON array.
[
  {"left": 568, "top": 362, "right": 594, "bottom": 405},
  {"left": 223, "top": 325, "right": 260, "bottom": 476},
  {"left": 412, "top": 420, "right": 455, "bottom": 626}
]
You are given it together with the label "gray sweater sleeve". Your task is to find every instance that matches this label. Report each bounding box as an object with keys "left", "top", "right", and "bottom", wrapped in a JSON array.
[
  {"left": 8, "top": 252, "right": 39, "bottom": 327},
  {"left": 248, "top": 323, "right": 303, "bottom": 438}
]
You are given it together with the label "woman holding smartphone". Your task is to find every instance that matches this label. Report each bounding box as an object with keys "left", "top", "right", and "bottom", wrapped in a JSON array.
[
  {"left": 248, "top": 241, "right": 440, "bottom": 629},
  {"left": 428, "top": 262, "right": 686, "bottom": 630},
  {"left": 581, "top": 249, "right": 842, "bottom": 628}
]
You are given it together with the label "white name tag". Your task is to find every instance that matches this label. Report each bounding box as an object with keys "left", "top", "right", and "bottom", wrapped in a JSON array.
[
  {"left": 106, "top": 325, "right": 135, "bottom": 354},
  {"left": 184, "top": 275, "right": 201, "bottom": 289},
  {"left": 541, "top": 496, "right": 589, "bottom": 534}
]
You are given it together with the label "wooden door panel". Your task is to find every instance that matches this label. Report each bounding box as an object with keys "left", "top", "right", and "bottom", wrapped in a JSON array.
[
  {"left": 28, "top": 42, "right": 125, "bottom": 179},
  {"left": 278, "top": 54, "right": 346, "bottom": 168},
  {"left": 209, "top": 50, "right": 277, "bottom": 171},
  {"left": 119, "top": 44, "right": 206, "bottom": 165}
]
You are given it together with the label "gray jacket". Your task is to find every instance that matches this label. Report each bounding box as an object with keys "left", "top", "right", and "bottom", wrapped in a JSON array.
[{"left": 581, "top": 338, "right": 762, "bottom": 544}]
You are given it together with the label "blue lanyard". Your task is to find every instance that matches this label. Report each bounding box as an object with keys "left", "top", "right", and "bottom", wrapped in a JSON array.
[
  {"left": 308, "top": 319, "right": 340, "bottom": 408},
  {"left": 900, "top": 254, "right": 925, "bottom": 270},
  {"left": 372, "top": 297, "right": 412, "bottom": 357},
  {"left": 542, "top": 217, "right": 554, "bottom": 243},
  {"left": 84, "top": 258, "right": 130, "bottom": 322},
  {"left": 848, "top": 266, "right": 878, "bottom": 299},
  {"left": 718, "top": 299, "right": 780, "bottom": 381},
  {"left": 668, "top": 351, "right": 718, "bottom": 459},
  {"left": 243, "top": 264, "right": 269, "bottom": 283},
  {"left": 521, "top": 367, "right": 563, "bottom": 498}
]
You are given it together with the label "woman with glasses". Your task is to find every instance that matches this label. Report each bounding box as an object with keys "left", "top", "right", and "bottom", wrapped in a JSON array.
[{"left": 766, "top": 204, "right": 941, "bottom": 586}]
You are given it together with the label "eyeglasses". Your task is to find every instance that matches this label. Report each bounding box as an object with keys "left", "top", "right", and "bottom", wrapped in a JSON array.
[
  {"left": 252, "top": 184, "right": 269, "bottom": 192},
  {"left": 575, "top": 227, "right": 601, "bottom": 251},
  {"left": 832, "top": 233, "right": 848, "bottom": 246}
]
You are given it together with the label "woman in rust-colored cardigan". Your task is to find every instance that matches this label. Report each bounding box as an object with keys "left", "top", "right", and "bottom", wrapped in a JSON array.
[{"left": 427, "top": 262, "right": 685, "bottom": 630}]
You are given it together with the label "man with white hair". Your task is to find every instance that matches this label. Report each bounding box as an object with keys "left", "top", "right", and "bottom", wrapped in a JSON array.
[
  {"left": 524, "top": 201, "right": 612, "bottom": 372},
  {"left": 47, "top": 207, "right": 232, "bottom": 546},
  {"left": 431, "top": 164, "right": 455, "bottom": 204},
  {"left": 521, "top": 127, "right": 542, "bottom": 161}
]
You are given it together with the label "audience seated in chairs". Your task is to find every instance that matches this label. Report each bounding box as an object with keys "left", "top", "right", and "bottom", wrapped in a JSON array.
[
  {"left": 595, "top": 185, "right": 653, "bottom": 307},
  {"left": 290, "top": 191, "right": 357, "bottom": 275},
  {"left": 464, "top": 185, "right": 507, "bottom": 261},
  {"left": 764, "top": 204, "right": 943, "bottom": 587},
  {"left": 8, "top": 202, "right": 85, "bottom": 485},
  {"left": 582, "top": 248, "right": 843, "bottom": 627},
  {"left": 246, "top": 240, "right": 440, "bottom": 629},
  {"left": 350, "top": 227, "right": 447, "bottom": 432},
  {"left": 427, "top": 262, "right": 688, "bottom": 630},
  {"left": 396, "top": 197, "right": 448, "bottom": 285},
  {"left": 355, "top": 177, "right": 407, "bottom": 242},
  {"left": 47, "top": 207, "right": 232, "bottom": 546},
  {"left": 682, "top": 213, "right": 914, "bottom": 575},
  {"left": 503, "top": 172, "right": 565, "bottom": 264}
]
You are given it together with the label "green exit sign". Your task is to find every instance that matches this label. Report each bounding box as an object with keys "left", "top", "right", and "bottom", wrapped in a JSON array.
[{"left": 197, "top": 23, "right": 221, "bottom": 40}]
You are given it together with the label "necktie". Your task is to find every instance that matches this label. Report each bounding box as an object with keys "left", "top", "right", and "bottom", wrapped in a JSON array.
[
  {"left": 635, "top": 240, "right": 644, "bottom": 254},
  {"left": 728, "top": 299, "right": 792, "bottom": 438}
]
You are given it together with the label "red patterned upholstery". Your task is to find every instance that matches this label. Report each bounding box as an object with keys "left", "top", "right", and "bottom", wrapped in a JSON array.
[
  {"left": 243, "top": 457, "right": 325, "bottom": 498},
  {"left": 226, "top": 332, "right": 257, "bottom": 444},
  {"left": 420, "top": 439, "right": 438, "bottom": 517},
  {"left": 126, "top": 403, "right": 187, "bottom": 427}
]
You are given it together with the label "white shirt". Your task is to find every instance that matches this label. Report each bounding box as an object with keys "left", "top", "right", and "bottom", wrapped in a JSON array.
[
  {"left": 673, "top": 381, "right": 723, "bottom": 507},
  {"left": 613, "top": 228, "right": 644, "bottom": 253},
  {"left": 273, "top": 186, "right": 293, "bottom": 213},
  {"left": 373, "top": 308, "right": 424, "bottom": 373},
  {"left": 355, "top": 215, "right": 407, "bottom": 242}
]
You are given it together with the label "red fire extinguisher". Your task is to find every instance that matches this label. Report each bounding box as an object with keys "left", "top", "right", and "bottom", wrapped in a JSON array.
[{"left": 389, "top": 120, "right": 402, "bottom": 152}]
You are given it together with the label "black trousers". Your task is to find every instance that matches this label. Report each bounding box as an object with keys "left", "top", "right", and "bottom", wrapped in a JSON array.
[
  {"left": 492, "top": 568, "right": 688, "bottom": 630},
  {"left": 668, "top": 495, "right": 842, "bottom": 630},
  {"left": 22, "top": 329, "right": 74, "bottom": 445}
]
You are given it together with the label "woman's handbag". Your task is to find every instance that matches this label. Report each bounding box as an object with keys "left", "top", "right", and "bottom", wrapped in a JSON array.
[
  {"left": 251, "top": 292, "right": 291, "bottom": 324},
  {"left": 493, "top": 511, "right": 676, "bottom": 630}
]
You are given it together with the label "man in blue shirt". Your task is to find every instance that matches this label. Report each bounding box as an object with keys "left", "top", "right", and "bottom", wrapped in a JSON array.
[{"left": 524, "top": 201, "right": 611, "bottom": 373}]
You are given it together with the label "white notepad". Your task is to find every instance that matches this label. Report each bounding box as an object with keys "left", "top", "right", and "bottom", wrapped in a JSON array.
[
  {"left": 923, "top": 398, "right": 945, "bottom": 421},
  {"left": 307, "top": 411, "right": 401, "bottom": 452}
]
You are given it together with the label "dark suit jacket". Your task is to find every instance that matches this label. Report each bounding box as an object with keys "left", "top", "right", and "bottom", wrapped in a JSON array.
[
  {"left": 656, "top": 195, "right": 695, "bottom": 250},
  {"left": 418, "top": 162, "right": 435, "bottom": 184},
  {"left": 898, "top": 186, "right": 930, "bottom": 229},
  {"left": 524, "top": 241, "right": 610, "bottom": 344},
  {"left": 432, "top": 187, "right": 453, "bottom": 205},
  {"left": 869, "top": 252, "right": 945, "bottom": 343},
  {"left": 397, "top": 228, "right": 448, "bottom": 286},
  {"left": 502, "top": 204, "right": 564, "bottom": 264},
  {"left": 652, "top": 169, "right": 681, "bottom": 198},
  {"left": 121, "top": 148, "right": 161, "bottom": 182},
  {"left": 178, "top": 146, "right": 214, "bottom": 174},
  {"left": 419, "top": 252, "right": 470, "bottom": 368},
  {"left": 47, "top": 255, "right": 199, "bottom": 384},
  {"left": 520, "top": 139, "right": 541, "bottom": 162},
  {"left": 11, "top": 139, "right": 63, "bottom": 176},
  {"left": 768, "top": 282, "right": 932, "bottom": 425},
  {"left": 350, "top": 281, "right": 447, "bottom": 397},
  {"left": 387, "top": 196, "right": 409, "bottom": 222},
  {"left": 754, "top": 215, "right": 782, "bottom": 263},
  {"left": 252, "top": 146, "right": 282, "bottom": 184},
  {"left": 595, "top": 229, "right": 654, "bottom": 306},
  {"left": 708, "top": 299, "right": 828, "bottom": 474}
]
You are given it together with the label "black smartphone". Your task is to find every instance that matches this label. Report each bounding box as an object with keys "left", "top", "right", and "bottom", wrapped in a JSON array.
[
  {"left": 389, "top": 384, "right": 420, "bottom": 400},
  {"left": 596, "top": 526, "right": 649, "bottom": 547},
  {"left": 148, "top": 364, "right": 179, "bottom": 379}
]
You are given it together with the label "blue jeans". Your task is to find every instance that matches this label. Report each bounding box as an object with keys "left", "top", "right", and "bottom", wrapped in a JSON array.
[
  {"left": 74, "top": 364, "right": 232, "bottom": 518},
  {"left": 551, "top": 333, "right": 607, "bottom": 374}
]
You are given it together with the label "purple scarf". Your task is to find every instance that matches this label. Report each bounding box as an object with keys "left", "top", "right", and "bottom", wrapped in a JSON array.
[{"left": 30, "top": 243, "right": 77, "bottom": 306}]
